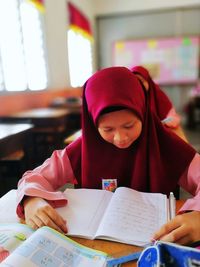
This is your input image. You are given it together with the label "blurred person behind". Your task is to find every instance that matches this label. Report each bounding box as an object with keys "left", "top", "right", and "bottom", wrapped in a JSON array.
[{"left": 131, "top": 65, "right": 188, "bottom": 142}]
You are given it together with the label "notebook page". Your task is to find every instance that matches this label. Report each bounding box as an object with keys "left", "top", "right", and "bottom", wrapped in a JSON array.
[
  {"left": 95, "top": 187, "right": 168, "bottom": 246},
  {"left": 56, "top": 189, "right": 113, "bottom": 239},
  {"left": 0, "top": 190, "right": 19, "bottom": 223}
]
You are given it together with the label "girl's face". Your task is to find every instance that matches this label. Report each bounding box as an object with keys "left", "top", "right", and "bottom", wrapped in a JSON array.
[
  {"left": 135, "top": 74, "right": 149, "bottom": 91},
  {"left": 98, "top": 109, "right": 142, "bottom": 149}
]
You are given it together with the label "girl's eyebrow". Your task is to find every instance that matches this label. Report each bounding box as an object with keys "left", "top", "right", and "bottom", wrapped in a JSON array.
[
  {"left": 101, "top": 120, "right": 136, "bottom": 128},
  {"left": 101, "top": 125, "right": 113, "bottom": 129}
]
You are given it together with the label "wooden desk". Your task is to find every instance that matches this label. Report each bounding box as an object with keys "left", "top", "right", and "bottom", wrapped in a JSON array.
[
  {"left": 50, "top": 97, "right": 82, "bottom": 113},
  {"left": 0, "top": 108, "right": 71, "bottom": 165},
  {"left": 51, "top": 103, "right": 81, "bottom": 113},
  {"left": 0, "top": 123, "right": 34, "bottom": 196},
  {"left": 0, "top": 123, "right": 33, "bottom": 158},
  {"left": 7, "top": 108, "right": 70, "bottom": 129},
  {"left": 50, "top": 98, "right": 82, "bottom": 134},
  {"left": 64, "top": 129, "right": 82, "bottom": 145}
]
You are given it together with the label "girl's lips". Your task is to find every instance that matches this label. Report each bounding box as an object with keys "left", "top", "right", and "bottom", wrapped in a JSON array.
[{"left": 115, "top": 141, "right": 131, "bottom": 148}]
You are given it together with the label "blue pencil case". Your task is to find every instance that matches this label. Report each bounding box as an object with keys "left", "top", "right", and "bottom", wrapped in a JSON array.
[{"left": 137, "top": 241, "right": 200, "bottom": 267}]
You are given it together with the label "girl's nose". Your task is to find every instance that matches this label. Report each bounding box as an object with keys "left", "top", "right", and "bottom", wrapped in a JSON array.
[{"left": 114, "top": 131, "right": 126, "bottom": 142}]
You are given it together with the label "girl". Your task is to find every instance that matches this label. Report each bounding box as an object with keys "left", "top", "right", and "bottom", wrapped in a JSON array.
[{"left": 16, "top": 67, "right": 200, "bottom": 245}]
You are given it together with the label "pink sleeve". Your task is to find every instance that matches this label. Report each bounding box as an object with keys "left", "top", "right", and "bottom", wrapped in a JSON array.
[
  {"left": 178, "top": 153, "right": 200, "bottom": 212},
  {"left": 164, "top": 107, "right": 181, "bottom": 129},
  {"left": 16, "top": 147, "right": 77, "bottom": 218}
]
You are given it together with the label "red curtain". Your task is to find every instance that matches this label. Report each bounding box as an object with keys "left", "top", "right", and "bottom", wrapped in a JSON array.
[
  {"left": 68, "top": 2, "right": 92, "bottom": 39},
  {"left": 27, "top": 0, "right": 45, "bottom": 12}
]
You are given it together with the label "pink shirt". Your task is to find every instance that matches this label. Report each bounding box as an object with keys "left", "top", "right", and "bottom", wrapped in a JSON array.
[{"left": 16, "top": 149, "right": 200, "bottom": 218}]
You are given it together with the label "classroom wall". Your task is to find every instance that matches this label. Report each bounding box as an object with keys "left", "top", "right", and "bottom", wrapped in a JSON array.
[
  {"left": 0, "top": 88, "right": 82, "bottom": 116},
  {"left": 44, "top": 0, "right": 70, "bottom": 89},
  {"left": 96, "top": 6, "right": 200, "bottom": 112},
  {"left": 93, "top": 0, "right": 200, "bottom": 15}
]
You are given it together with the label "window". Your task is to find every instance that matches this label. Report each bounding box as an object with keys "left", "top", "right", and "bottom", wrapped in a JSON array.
[
  {"left": 67, "top": 29, "right": 92, "bottom": 87},
  {"left": 0, "top": 0, "right": 47, "bottom": 92},
  {"left": 67, "top": 2, "right": 93, "bottom": 87}
]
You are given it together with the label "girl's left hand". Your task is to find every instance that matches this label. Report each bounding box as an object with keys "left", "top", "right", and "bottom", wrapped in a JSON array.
[{"left": 152, "top": 211, "right": 200, "bottom": 245}]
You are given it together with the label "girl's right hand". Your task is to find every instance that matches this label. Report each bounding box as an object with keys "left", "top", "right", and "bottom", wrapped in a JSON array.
[{"left": 23, "top": 196, "right": 68, "bottom": 234}]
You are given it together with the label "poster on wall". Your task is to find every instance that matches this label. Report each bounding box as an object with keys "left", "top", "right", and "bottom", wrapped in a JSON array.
[{"left": 112, "top": 36, "right": 200, "bottom": 85}]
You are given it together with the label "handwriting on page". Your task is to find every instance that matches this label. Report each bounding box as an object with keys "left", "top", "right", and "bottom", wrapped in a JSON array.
[{"left": 100, "top": 193, "right": 165, "bottom": 241}]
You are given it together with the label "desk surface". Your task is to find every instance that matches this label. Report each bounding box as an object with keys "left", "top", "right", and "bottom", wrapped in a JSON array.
[
  {"left": 2, "top": 108, "right": 70, "bottom": 130},
  {"left": 9, "top": 108, "right": 70, "bottom": 119},
  {"left": 0, "top": 123, "right": 33, "bottom": 140},
  {"left": 0, "top": 123, "right": 33, "bottom": 158},
  {"left": 64, "top": 129, "right": 82, "bottom": 145},
  {"left": 51, "top": 103, "right": 82, "bottom": 114}
]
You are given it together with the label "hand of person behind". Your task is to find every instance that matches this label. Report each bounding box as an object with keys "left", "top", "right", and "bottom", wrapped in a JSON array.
[{"left": 23, "top": 196, "right": 68, "bottom": 234}]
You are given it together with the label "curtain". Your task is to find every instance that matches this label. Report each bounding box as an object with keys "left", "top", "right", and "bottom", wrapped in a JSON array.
[
  {"left": 27, "top": 0, "right": 45, "bottom": 12},
  {"left": 68, "top": 2, "right": 92, "bottom": 40}
]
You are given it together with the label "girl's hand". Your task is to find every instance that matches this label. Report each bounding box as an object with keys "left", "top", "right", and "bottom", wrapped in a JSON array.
[
  {"left": 23, "top": 197, "right": 68, "bottom": 234},
  {"left": 152, "top": 211, "right": 200, "bottom": 245}
]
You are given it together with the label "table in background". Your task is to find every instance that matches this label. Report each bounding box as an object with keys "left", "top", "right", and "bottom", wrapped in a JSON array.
[
  {"left": 64, "top": 129, "right": 82, "bottom": 145},
  {"left": 0, "top": 123, "right": 34, "bottom": 196},
  {"left": 50, "top": 100, "right": 82, "bottom": 135},
  {"left": 0, "top": 123, "right": 33, "bottom": 157},
  {"left": 6, "top": 107, "right": 69, "bottom": 129},
  {"left": 0, "top": 108, "right": 70, "bottom": 166}
]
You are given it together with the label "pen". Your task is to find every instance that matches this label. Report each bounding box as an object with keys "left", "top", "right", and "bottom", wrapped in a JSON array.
[
  {"left": 169, "top": 192, "right": 176, "bottom": 220},
  {"left": 161, "top": 117, "right": 173, "bottom": 124},
  {"left": 107, "top": 251, "right": 141, "bottom": 266}
]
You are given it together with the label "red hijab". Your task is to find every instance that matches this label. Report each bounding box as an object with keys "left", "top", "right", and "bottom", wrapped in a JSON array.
[
  {"left": 67, "top": 67, "right": 195, "bottom": 195},
  {"left": 131, "top": 65, "right": 172, "bottom": 120}
]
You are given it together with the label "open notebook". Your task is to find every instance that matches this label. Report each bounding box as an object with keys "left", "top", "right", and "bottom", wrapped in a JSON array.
[
  {"left": 57, "top": 187, "right": 170, "bottom": 247},
  {"left": 0, "top": 187, "right": 173, "bottom": 247}
]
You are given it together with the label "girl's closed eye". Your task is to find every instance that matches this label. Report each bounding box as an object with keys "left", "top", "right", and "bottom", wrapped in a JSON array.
[
  {"left": 103, "top": 127, "right": 114, "bottom": 133},
  {"left": 124, "top": 119, "right": 140, "bottom": 130},
  {"left": 124, "top": 123, "right": 134, "bottom": 129}
]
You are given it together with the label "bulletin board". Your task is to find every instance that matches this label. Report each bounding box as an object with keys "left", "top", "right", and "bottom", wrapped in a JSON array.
[{"left": 112, "top": 36, "right": 200, "bottom": 85}]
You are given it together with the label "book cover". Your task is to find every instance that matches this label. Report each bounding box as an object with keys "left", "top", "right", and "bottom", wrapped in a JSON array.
[{"left": 0, "top": 223, "right": 108, "bottom": 267}]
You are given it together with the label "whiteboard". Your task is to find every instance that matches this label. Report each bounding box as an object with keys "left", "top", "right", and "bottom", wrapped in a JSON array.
[{"left": 112, "top": 36, "right": 200, "bottom": 85}]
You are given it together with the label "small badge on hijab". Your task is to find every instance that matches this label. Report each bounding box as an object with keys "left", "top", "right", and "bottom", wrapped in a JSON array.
[{"left": 102, "top": 179, "right": 117, "bottom": 192}]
